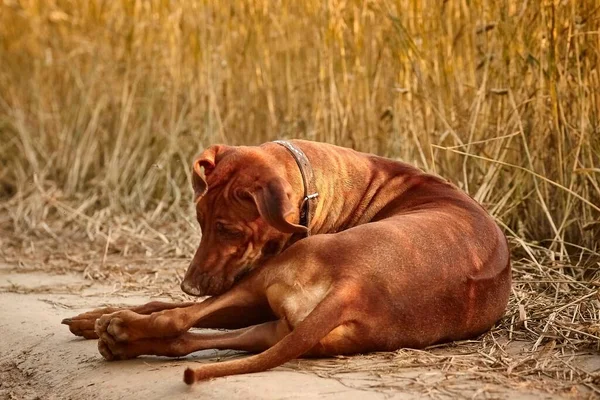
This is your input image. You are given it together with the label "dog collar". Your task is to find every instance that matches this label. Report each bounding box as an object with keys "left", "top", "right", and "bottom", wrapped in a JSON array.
[{"left": 273, "top": 140, "right": 319, "bottom": 236}]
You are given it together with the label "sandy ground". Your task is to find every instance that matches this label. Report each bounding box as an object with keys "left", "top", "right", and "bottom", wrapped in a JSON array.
[{"left": 0, "top": 264, "right": 597, "bottom": 400}]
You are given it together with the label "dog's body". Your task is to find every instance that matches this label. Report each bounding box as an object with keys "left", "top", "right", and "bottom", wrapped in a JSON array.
[{"left": 63, "top": 140, "right": 511, "bottom": 383}]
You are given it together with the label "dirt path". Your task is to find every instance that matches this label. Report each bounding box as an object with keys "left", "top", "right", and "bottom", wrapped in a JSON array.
[{"left": 0, "top": 265, "right": 595, "bottom": 399}]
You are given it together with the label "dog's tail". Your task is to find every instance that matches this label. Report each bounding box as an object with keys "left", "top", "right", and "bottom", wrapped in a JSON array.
[{"left": 183, "top": 288, "right": 348, "bottom": 384}]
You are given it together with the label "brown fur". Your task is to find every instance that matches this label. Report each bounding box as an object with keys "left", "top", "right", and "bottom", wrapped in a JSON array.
[{"left": 62, "top": 140, "right": 511, "bottom": 383}]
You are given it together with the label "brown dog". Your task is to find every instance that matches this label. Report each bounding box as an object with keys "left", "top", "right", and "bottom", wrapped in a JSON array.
[{"left": 62, "top": 140, "right": 511, "bottom": 384}]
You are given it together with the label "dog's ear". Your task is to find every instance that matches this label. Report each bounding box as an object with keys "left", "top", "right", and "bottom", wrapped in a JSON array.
[
  {"left": 192, "top": 145, "right": 223, "bottom": 201},
  {"left": 249, "top": 178, "right": 307, "bottom": 234}
]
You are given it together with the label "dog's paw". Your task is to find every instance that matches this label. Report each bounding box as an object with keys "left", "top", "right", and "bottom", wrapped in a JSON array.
[
  {"left": 98, "top": 338, "right": 117, "bottom": 361},
  {"left": 95, "top": 310, "right": 144, "bottom": 343},
  {"left": 98, "top": 337, "right": 137, "bottom": 361},
  {"left": 61, "top": 307, "right": 120, "bottom": 339}
]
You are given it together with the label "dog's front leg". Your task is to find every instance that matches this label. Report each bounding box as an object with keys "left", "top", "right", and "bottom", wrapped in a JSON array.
[
  {"left": 95, "top": 282, "right": 264, "bottom": 351},
  {"left": 62, "top": 301, "right": 198, "bottom": 339}
]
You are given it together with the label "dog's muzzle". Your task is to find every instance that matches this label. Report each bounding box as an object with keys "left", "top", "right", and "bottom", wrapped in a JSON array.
[{"left": 180, "top": 280, "right": 202, "bottom": 296}]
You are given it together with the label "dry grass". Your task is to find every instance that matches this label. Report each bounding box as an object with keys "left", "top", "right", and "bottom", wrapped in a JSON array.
[
  {"left": 1, "top": 0, "right": 599, "bottom": 252},
  {"left": 1, "top": 0, "right": 600, "bottom": 397}
]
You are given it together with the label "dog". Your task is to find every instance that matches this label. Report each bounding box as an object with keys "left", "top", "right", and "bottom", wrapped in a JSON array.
[{"left": 62, "top": 139, "right": 511, "bottom": 384}]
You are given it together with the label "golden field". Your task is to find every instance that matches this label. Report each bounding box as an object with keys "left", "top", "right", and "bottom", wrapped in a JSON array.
[{"left": 1, "top": 0, "right": 599, "bottom": 256}]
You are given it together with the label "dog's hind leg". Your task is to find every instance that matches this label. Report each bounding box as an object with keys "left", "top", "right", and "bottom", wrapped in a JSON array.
[
  {"left": 183, "top": 284, "right": 354, "bottom": 383},
  {"left": 97, "top": 319, "right": 292, "bottom": 360}
]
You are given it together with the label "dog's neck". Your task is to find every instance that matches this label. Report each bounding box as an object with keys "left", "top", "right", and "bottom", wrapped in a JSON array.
[
  {"left": 273, "top": 140, "right": 319, "bottom": 236},
  {"left": 279, "top": 140, "right": 427, "bottom": 236}
]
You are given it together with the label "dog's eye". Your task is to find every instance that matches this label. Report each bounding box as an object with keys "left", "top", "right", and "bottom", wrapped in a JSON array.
[{"left": 215, "top": 222, "right": 244, "bottom": 239}]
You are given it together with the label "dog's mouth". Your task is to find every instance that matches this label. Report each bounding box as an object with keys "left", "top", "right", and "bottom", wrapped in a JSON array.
[
  {"left": 181, "top": 271, "right": 226, "bottom": 297},
  {"left": 181, "top": 265, "right": 254, "bottom": 297}
]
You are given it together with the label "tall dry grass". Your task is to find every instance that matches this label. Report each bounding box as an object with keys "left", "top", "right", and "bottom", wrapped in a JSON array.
[{"left": 1, "top": 0, "right": 599, "bottom": 261}]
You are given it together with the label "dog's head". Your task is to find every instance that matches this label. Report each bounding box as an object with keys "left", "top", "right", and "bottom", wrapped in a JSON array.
[{"left": 180, "top": 144, "right": 307, "bottom": 296}]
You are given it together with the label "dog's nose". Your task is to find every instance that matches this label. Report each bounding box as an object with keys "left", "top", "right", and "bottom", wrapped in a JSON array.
[{"left": 181, "top": 280, "right": 201, "bottom": 296}]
